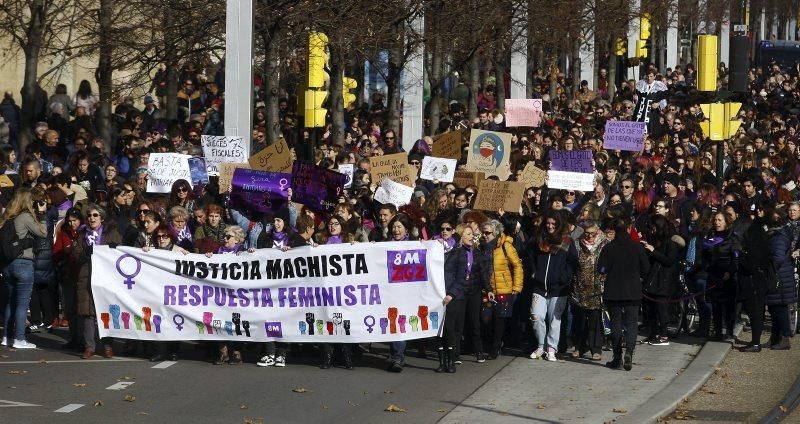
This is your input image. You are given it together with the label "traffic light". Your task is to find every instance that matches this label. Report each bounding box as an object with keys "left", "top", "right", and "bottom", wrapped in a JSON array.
[
  {"left": 308, "top": 32, "right": 328, "bottom": 89},
  {"left": 639, "top": 13, "right": 651, "bottom": 41},
  {"left": 636, "top": 40, "right": 648, "bottom": 59},
  {"left": 723, "top": 102, "right": 742, "bottom": 138},
  {"left": 699, "top": 102, "right": 742, "bottom": 140},
  {"left": 343, "top": 77, "right": 357, "bottom": 108},
  {"left": 697, "top": 34, "right": 718, "bottom": 92},
  {"left": 304, "top": 89, "right": 327, "bottom": 128},
  {"left": 615, "top": 38, "right": 627, "bottom": 56}
]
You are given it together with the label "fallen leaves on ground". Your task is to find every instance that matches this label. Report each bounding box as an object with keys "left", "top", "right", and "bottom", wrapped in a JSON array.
[
  {"left": 347, "top": 400, "right": 358, "bottom": 407},
  {"left": 643, "top": 376, "right": 656, "bottom": 380},
  {"left": 137, "top": 412, "right": 149, "bottom": 416},
  {"left": 94, "top": 400, "right": 104, "bottom": 407},
  {"left": 243, "top": 419, "right": 264, "bottom": 424},
  {"left": 7, "top": 370, "right": 27, "bottom": 375},
  {"left": 537, "top": 404, "right": 546, "bottom": 409},
  {"left": 612, "top": 408, "right": 628, "bottom": 413},
  {"left": 292, "top": 387, "right": 308, "bottom": 393},
  {"left": 38, "top": 358, "right": 47, "bottom": 364},
  {"left": 436, "top": 409, "right": 447, "bottom": 413},
  {"left": 780, "top": 405, "right": 788, "bottom": 413},
  {"left": 123, "top": 395, "right": 136, "bottom": 402},
  {"left": 383, "top": 390, "right": 393, "bottom": 394},
  {"left": 72, "top": 383, "right": 87, "bottom": 388},
  {"left": 385, "top": 404, "right": 406, "bottom": 412}
]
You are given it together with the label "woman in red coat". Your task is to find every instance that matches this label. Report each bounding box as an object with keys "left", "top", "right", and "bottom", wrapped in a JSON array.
[{"left": 53, "top": 207, "right": 83, "bottom": 350}]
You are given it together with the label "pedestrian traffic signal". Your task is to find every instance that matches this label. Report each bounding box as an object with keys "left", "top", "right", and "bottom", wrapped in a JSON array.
[
  {"left": 723, "top": 102, "right": 742, "bottom": 138},
  {"left": 616, "top": 38, "right": 627, "bottom": 56},
  {"left": 308, "top": 32, "right": 328, "bottom": 89},
  {"left": 697, "top": 34, "right": 718, "bottom": 92},
  {"left": 304, "top": 89, "right": 327, "bottom": 128},
  {"left": 343, "top": 77, "right": 357, "bottom": 108},
  {"left": 639, "top": 13, "right": 651, "bottom": 40},
  {"left": 699, "top": 102, "right": 741, "bottom": 141}
]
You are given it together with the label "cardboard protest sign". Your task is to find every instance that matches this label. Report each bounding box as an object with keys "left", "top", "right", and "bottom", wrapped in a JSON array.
[
  {"left": 370, "top": 152, "right": 413, "bottom": 186},
  {"left": 249, "top": 139, "right": 294, "bottom": 173},
  {"left": 505, "top": 99, "right": 544, "bottom": 127},
  {"left": 291, "top": 162, "right": 347, "bottom": 212},
  {"left": 465, "top": 129, "right": 512, "bottom": 181},
  {"left": 188, "top": 157, "right": 209, "bottom": 187},
  {"left": 603, "top": 120, "right": 646, "bottom": 152},
  {"left": 420, "top": 156, "right": 457, "bottom": 183},
  {"left": 472, "top": 180, "right": 525, "bottom": 212},
  {"left": 338, "top": 164, "right": 354, "bottom": 188},
  {"left": 217, "top": 162, "right": 250, "bottom": 193},
  {"left": 453, "top": 170, "right": 485, "bottom": 188},
  {"left": 201, "top": 136, "right": 249, "bottom": 176},
  {"left": 549, "top": 150, "right": 593, "bottom": 174},
  {"left": 0, "top": 174, "right": 14, "bottom": 188},
  {"left": 374, "top": 178, "right": 414, "bottom": 207},
  {"left": 519, "top": 162, "right": 546, "bottom": 188},
  {"left": 548, "top": 170, "right": 594, "bottom": 191},
  {"left": 146, "top": 153, "right": 192, "bottom": 193},
  {"left": 432, "top": 130, "right": 463, "bottom": 160},
  {"left": 230, "top": 168, "right": 292, "bottom": 216}
]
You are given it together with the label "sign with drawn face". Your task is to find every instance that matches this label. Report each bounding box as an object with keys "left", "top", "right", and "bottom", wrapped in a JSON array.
[
  {"left": 465, "top": 129, "right": 512, "bottom": 181},
  {"left": 419, "top": 156, "right": 457, "bottom": 183}
]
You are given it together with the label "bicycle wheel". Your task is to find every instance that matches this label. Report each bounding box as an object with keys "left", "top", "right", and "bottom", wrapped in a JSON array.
[
  {"left": 666, "top": 300, "right": 685, "bottom": 338},
  {"left": 682, "top": 297, "right": 700, "bottom": 335},
  {"left": 790, "top": 302, "right": 798, "bottom": 336}
]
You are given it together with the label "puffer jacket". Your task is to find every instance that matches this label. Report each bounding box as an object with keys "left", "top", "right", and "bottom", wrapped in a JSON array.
[
  {"left": 33, "top": 229, "right": 54, "bottom": 285},
  {"left": 767, "top": 226, "right": 798, "bottom": 306},
  {"left": 487, "top": 234, "right": 524, "bottom": 295},
  {"left": 527, "top": 234, "right": 579, "bottom": 298},
  {"left": 643, "top": 239, "right": 680, "bottom": 297}
]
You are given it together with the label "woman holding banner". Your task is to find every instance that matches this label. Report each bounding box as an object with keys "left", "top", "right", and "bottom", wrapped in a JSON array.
[
  {"left": 206, "top": 225, "right": 247, "bottom": 365},
  {"left": 386, "top": 214, "right": 416, "bottom": 373}
]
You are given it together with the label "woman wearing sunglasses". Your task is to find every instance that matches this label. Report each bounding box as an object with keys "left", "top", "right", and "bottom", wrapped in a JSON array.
[
  {"left": 71, "top": 204, "right": 122, "bottom": 359},
  {"left": 168, "top": 179, "right": 196, "bottom": 214},
  {"left": 206, "top": 225, "right": 246, "bottom": 365}
]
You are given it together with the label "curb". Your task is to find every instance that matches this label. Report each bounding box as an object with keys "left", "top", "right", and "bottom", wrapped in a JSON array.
[
  {"left": 758, "top": 369, "right": 800, "bottom": 423},
  {"left": 617, "top": 326, "right": 743, "bottom": 424}
]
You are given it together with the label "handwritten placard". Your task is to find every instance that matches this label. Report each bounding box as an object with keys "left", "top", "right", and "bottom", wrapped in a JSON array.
[
  {"left": 603, "top": 120, "right": 647, "bottom": 152},
  {"left": 291, "top": 162, "right": 347, "bottom": 212},
  {"left": 374, "top": 178, "right": 414, "bottom": 207},
  {"left": 466, "top": 129, "right": 512, "bottom": 180},
  {"left": 519, "top": 162, "right": 546, "bottom": 188},
  {"left": 472, "top": 180, "right": 525, "bottom": 212},
  {"left": 249, "top": 139, "right": 294, "bottom": 172},
  {"left": 230, "top": 168, "right": 292, "bottom": 215},
  {"left": 432, "top": 130, "right": 463, "bottom": 160},
  {"left": 547, "top": 170, "right": 595, "bottom": 191},
  {"left": 549, "top": 150, "right": 593, "bottom": 174},
  {"left": 505, "top": 98, "right": 543, "bottom": 127},
  {"left": 370, "top": 152, "right": 410, "bottom": 185},
  {"left": 420, "top": 156, "right": 457, "bottom": 183},
  {"left": 201, "top": 136, "right": 249, "bottom": 176},
  {"left": 453, "top": 170, "right": 485, "bottom": 188},
  {"left": 217, "top": 162, "right": 250, "bottom": 193},
  {"left": 146, "top": 153, "right": 192, "bottom": 193}
]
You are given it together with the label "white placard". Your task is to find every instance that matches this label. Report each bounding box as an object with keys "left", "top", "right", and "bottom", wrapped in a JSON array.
[
  {"left": 338, "top": 164, "right": 354, "bottom": 188},
  {"left": 374, "top": 177, "right": 414, "bottom": 207},
  {"left": 420, "top": 156, "right": 457, "bottom": 183},
  {"left": 547, "top": 170, "right": 595, "bottom": 192},
  {"left": 146, "top": 153, "right": 192, "bottom": 193},
  {"left": 201, "top": 135, "right": 249, "bottom": 176}
]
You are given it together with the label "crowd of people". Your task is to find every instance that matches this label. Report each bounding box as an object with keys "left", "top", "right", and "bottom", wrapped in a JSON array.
[{"left": 0, "top": 58, "right": 799, "bottom": 375}]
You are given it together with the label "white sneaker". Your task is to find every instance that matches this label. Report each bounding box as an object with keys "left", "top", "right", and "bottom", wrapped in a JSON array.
[
  {"left": 529, "top": 348, "right": 544, "bottom": 359},
  {"left": 1, "top": 337, "right": 7, "bottom": 346},
  {"left": 546, "top": 351, "right": 557, "bottom": 362},
  {"left": 256, "top": 355, "right": 275, "bottom": 367},
  {"left": 274, "top": 356, "right": 286, "bottom": 367},
  {"left": 12, "top": 340, "right": 37, "bottom": 349}
]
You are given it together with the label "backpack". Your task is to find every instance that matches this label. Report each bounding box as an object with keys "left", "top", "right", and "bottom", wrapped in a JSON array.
[{"left": 0, "top": 219, "right": 32, "bottom": 266}]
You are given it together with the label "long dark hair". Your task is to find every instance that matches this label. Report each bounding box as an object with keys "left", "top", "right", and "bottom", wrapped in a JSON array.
[
  {"left": 317, "top": 214, "right": 354, "bottom": 244},
  {"left": 647, "top": 214, "right": 671, "bottom": 247},
  {"left": 168, "top": 179, "right": 194, "bottom": 207},
  {"left": 539, "top": 210, "right": 566, "bottom": 245},
  {"left": 77, "top": 80, "right": 93, "bottom": 99}
]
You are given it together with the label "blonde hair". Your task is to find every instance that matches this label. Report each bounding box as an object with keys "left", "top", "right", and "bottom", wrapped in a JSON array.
[
  {"left": 0, "top": 187, "right": 38, "bottom": 228},
  {"left": 224, "top": 225, "right": 245, "bottom": 243}
]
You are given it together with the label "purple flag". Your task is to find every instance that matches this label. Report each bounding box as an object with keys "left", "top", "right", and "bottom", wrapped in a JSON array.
[
  {"left": 291, "top": 162, "right": 347, "bottom": 212},
  {"left": 230, "top": 168, "right": 292, "bottom": 215}
]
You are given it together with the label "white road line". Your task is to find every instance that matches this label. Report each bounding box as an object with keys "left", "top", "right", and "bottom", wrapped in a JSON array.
[
  {"left": 151, "top": 360, "right": 177, "bottom": 369},
  {"left": 105, "top": 381, "right": 135, "bottom": 390},
  {"left": 0, "top": 358, "right": 144, "bottom": 365},
  {"left": 54, "top": 404, "right": 84, "bottom": 413},
  {"left": 0, "top": 400, "right": 40, "bottom": 407}
]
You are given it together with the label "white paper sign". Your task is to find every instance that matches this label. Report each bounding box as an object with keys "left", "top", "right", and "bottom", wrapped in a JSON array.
[
  {"left": 201, "top": 135, "right": 249, "bottom": 176},
  {"left": 338, "top": 164, "right": 354, "bottom": 188},
  {"left": 420, "top": 156, "right": 457, "bottom": 183},
  {"left": 91, "top": 243, "right": 446, "bottom": 343},
  {"left": 374, "top": 177, "right": 414, "bottom": 207},
  {"left": 146, "top": 153, "right": 192, "bottom": 193},
  {"left": 547, "top": 170, "right": 595, "bottom": 192}
]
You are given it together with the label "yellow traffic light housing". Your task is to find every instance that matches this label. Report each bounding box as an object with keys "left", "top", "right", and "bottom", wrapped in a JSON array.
[
  {"left": 636, "top": 40, "right": 648, "bottom": 59},
  {"left": 304, "top": 89, "right": 327, "bottom": 128},
  {"left": 697, "top": 35, "right": 718, "bottom": 92},
  {"left": 308, "top": 32, "right": 328, "bottom": 89},
  {"left": 639, "top": 13, "right": 651, "bottom": 40},
  {"left": 343, "top": 77, "right": 357, "bottom": 108},
  {"left": 699, "top": 102, "right": 742, "bottom": 141}
]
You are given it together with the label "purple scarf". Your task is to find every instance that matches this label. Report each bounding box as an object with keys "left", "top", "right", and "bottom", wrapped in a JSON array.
[
  {"left": 173, "top": 225, "right": 192, "bottom": 244},
  {"left": 272, "top": 231, "right": 288, "bottom": 248},
  {"left": 217, "top": 243, "right": 242, "bottom": 254},
  {"left": 327, "top": 235, "right": 343, "bottom": 245},
  {"left": 57, "top": 199, "right": 74, "bottom": 212},
  {"left": 84, "top": 225, "right": 104, "bottom": 246},
  {"left": 433, "top": 235, "right": 456, "bottom": 251}
]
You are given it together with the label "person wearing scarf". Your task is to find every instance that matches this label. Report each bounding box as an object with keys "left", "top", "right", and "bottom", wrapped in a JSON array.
[
  {"left": 194, "top": 204, "right": 226, "bottom": 254},
  {"left": 206, "top": 225, "right": 246, "bottom": 365},
  {"left": 526, "top": 211, "right": 577, "bottom": 362},
  {"left": 433, "top": 219, "right": 458, "bottom": 252},
  {"left": 168, "top": 206, "right": 193, "bottom": 251},
  {"left": 684, "top": 203, "right": 712, "bottom": 337},
  {"left": 570, "top": 220, "right": 609, "bottom": 361},
  {"left": 70, "top": 204, "right": 121, "bottom": 360},
  {"left": 702, "top": 211, "right": 741, "bottom": 343}
]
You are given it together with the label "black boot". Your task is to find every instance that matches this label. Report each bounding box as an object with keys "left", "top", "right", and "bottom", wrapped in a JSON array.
[
  {"left": 446, "top": 347, "right": 456, "bottom": 373},
  {"left": 435, "top": 347, "right": 447, "bottom": 373},
  {"left": 606, "top": 347, "right": 622, "bottom": 370},
  {"left": 623, "top": 348, "right": 634, "bottom": 371},
  {"left": 772, "top": 336, "right": 791, "bottom": 350},
  {"left": 342, "top": 345, "right": 354, "bottom": 370},
  {"left": 320, "top": 345, "right": 333, "bottom": 369}
]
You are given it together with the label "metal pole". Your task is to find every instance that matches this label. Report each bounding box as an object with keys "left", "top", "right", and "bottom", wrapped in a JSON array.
[{"left": 224, "top": 0, "right": 254, "bottom": 155}]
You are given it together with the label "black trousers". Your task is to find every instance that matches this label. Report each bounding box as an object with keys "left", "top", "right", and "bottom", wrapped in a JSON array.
[
  {"left": 740, "top": 295, "right": 765, "bottom": 345},
  {"left": 712, "top": 297, "right": 737, "bottom": 338},
  {"left": 572, "top": 305, "right": 604, "bottom": 355},
  {"left": 607, "top": 303, "right": 638, "bottom": 354},
  {"left": 464, "top": 290, "right": 485, "bottom": 354},
  {"left": 768, "top": 304, "right": 791, "bottom": 338},
  {"left": 441, "top": 298, "right": 465, "bottom": 349},
  {"left": 644, "top": 295, "right": 670, "bottom": 338},
  {"left": 29, "top": 280, "right": 57, "bottom": 325}
]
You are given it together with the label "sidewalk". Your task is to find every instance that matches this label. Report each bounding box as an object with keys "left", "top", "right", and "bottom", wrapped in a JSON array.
[{"left": 440, "top": 337, "right": 702, "bottom": 424}]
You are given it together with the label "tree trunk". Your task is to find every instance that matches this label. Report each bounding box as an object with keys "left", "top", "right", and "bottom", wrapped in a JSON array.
[
  {"left": 95, "top": 0, "right": 114, "bottom": 154},
  {"left": 548, "top": 58, "right": 559, "bottom": 101},
  {"left": 263, "top": 29, "right": 282, "bottom": 145},
  {"left": 428, "top": 33, "right": 443, "bottom": 136},
  {"left": 385, "top": 37, "right": 403, "bottom": 136},
  {"left": 163, "top": 6, "right": 179, "bottom": 121},
  {"left": 18, "top": 0, "right": 48, "bottom": 153},
  {"left": 495, "top": 46, "right": 506, "bottom": 110},
  {"left": 571, "top": 37, "right": 581, "bottom": 95},
  {"left": 608, "top": 36, "right": 617, "bottom": 100},
  {"left": 328, "top": 45, "right": 345, "bottom": 147},
  {"left": 468, "top": 51, "right": 480, "bottom": 120}
]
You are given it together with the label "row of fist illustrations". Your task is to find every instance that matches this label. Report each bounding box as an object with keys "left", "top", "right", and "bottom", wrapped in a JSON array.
[{"left": 300, "top": 312, "right": 351, "bottom": 335}]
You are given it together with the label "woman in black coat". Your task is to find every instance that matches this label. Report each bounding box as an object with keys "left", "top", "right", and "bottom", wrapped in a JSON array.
[
  {"left": 641, "top": 214, "right": 680, "bottom": 345},
  {"left": 702, "top": 211, "right": 740, "bottom": 343},
  {"left": 767, "top": 211, "right": 797, "bottom": 350}
]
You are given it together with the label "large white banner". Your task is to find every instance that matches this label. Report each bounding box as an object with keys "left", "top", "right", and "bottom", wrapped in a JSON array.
[{"left": 91, "top": 242, "right": 446, "bottom": 343}]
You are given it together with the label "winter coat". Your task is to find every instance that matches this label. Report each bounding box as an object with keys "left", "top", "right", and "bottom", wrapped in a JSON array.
[
  {"left": 527, "top": 235, "right": 579, "bottom": 298},
  {"left": 598, "top": 231, "right": 651, "bottom": 303},
  {"left": 486, "top": 234, "right": 524, "bottom": 295},
  {"left": 767, "top": 226, "right": 798, "bottom": 306},
  {"left": 702, "top": 230, "right": 740, "bottom": 301},
  {"left": 737, "top": 220, "right": 771, "bottom": 300},
  {"left": 71, "top": 225, "right": 122, "bottom": 317},
  {"left": 571, "top": 233, "right": 609, "bottom": 309},
  {"left": 444, "top": 245, "right": 488, "bottom": 300},
  {"left": 53, "top": 226, "right": 80, "bottom": 283},
  {"left": 643, "top": 239, "right": 680, "bottom": 297},
  {"left": 194, "top": 223, "right": 225, "bottom": 254},
  {"left": 33, "top": 224, "right": 54, "bottom": 285}
]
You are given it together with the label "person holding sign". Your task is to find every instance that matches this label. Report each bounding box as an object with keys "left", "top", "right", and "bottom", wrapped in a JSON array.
[
  {"left": 206, "top": 225, "right": 247, "bottom": 365},
  {"left": 167, "top": 180, "right": 197, "bottom": 214}
]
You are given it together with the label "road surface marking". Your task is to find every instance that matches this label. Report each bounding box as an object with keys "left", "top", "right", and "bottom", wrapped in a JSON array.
[
  {"left": 151, "top": 361, "right": 177, "bottom": 369},
  {"left": 0, "top": 400, "right": 41, "bottom": 407},
  {"left": 106, "top": 381, "right": 135, "bottom": 390},
  {"left": 0, "top": 358, "right": 143, "bottom": 365},
  {"left": 54, "top": 404, "right": 84, "bottom": 413}
]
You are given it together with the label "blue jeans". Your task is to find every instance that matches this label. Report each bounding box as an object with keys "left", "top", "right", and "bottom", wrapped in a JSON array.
[
  {"left": 3, "top": 259, "right": 35, "bottom": 341},
  {"left": 389, "top": 341, "right": 406, "bottom": 364},
  {"left": 530, "top": 294, "right": 567, "bottom": 352}
]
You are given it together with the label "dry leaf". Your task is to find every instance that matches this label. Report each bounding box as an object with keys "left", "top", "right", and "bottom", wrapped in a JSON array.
[
  {"left": 780, "top": 405, "right": 788, "bottom": 413},
  {"left": 8, "top": 386, "right": 16, "bottom": 389},
  {"left": 437, "top": 409, "right": 447, "bottom": 413},
  {"left": 243, "top": 419, "right": 264, "bottom": 424},
  {"left": 321, "top": 405, "right": 329, "bottom": 409},
  {"left": 613, "top": 408, "right": 628, "bottom": 413},
  {"left": 292, "top": 387, "right": 308, "bottom": 393},
  {"left": 385, "top": 404, "right": 406, "bottom": 412},
  {"left": 73, "top": 383, "right": 87, "bottom": 387},
  {"left": 537, "top": 404, "right": 546, "bottom": 409},
  {"left": 38, "top": 359, "right": 47, "bottom": 364},
  {"left": 137, "top": 412, "right": 149, "bottom": 416},
  {"left": 8, "top": 370, "right": 27, "bottom": 375},
  {"left": 123, "top": 394, "right": 136, "bottom": 402},
  {"left": 383, "top": 390, "right": 393, "bottom": 394},
  {"left": 0, "top": 354, "right": 9, "bottom": 358},
  {"left": 240, "top": 405, "right": 248, "bottom": 409},
  {"left": 643, "top": 376, "right": 656, "bottom": 380},
  {"left": 94, "top": 400, "right": 104, "bottom": 407}
]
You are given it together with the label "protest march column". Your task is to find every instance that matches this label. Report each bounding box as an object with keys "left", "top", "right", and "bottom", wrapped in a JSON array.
[
  {"left": 402, "top": 9, "right": 425, "bottom": 152},
  {"left": 224, "top": 0, "right": 253, "bottom": 151}
]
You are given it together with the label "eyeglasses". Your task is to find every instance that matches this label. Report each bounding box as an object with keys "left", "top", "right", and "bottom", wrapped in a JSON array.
[
  {"left": 158, "top": 234, "right": 170, "bottom": 239},
  {"left": 88, "top": 213, "right": 101, "bottom": 218},
  {"left": 177, "top": 187, "right": 189, "bottom": 193},
  {"left": 482, "top": 231, "right": 493, "bottom": 236},
  {"left": 410, "top": 161, "right": 420, "bottom": 165},
  {"left": 584, "top": 231, "right": 598, "bottom": 237},
  {"left": 566, "top": 192, "right": 575, "bottom": 196},
  {"left": 138, "top": 209, "right": 149, "bottom": 214},
  {"left": 441, "top": 226, "right": 453, "bottom": 232},
  {"left": 328, "top": 222, "right": 341, "bottom": 227},
  {"left": 622, "top": 185, "right": 633, "bottom": 189},
  {"left": 224, "top": 234, "right": 236, "bottom": 240}
]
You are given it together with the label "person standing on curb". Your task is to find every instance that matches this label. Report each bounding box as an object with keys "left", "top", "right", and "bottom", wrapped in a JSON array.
[{"left": 598, "top": 217, "right": 650, "bottom": 371}]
